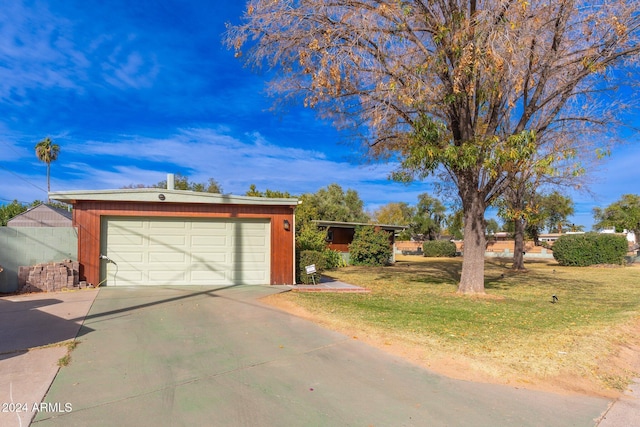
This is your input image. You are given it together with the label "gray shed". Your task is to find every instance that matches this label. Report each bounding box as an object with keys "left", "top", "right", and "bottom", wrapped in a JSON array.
[{"left": 7, "top": 204, "right": 72, "bottom": 227}]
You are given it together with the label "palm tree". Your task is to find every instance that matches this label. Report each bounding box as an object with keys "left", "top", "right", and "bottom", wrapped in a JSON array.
[{"left": 35, "top": 137, "right": 60, "bottom": 202}]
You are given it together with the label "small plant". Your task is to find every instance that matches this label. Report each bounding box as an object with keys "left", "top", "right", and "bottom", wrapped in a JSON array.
[
  {"left": 349, "top": 226, "right": 392, "bottom": 266},
  {"left": 422, "top": 240, "right": 457, "bottom": 257},
  {"left": 323, "top": 249, "right": 346, "bottom": 269},
  {"left": 58, "top": 354, "right": 71, "bottom": 367},
  {"left": 57, "top": 341, "right": 79, "bottom": 367}
]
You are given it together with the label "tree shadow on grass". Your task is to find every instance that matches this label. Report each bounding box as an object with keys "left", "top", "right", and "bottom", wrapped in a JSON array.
[{"left": 390, "top": 259, "right": 461, "bottom": 286}]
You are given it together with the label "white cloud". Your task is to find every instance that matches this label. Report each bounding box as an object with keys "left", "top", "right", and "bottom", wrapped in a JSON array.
[
  {"left": 0, "top": 2, "right": 89, "bottom": 101},
  {"left": 44, "top": 126, "right": 434, "bottom": 208}
]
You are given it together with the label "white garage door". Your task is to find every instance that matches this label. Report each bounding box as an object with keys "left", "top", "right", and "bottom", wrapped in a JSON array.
[{"left": 101, "top": 217, "right": 271, "bottom": 286}]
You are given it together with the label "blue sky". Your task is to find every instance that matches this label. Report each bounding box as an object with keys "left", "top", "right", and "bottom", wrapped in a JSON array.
[{"left": 0, "top": 1, "right": 638, "bottom": 229}]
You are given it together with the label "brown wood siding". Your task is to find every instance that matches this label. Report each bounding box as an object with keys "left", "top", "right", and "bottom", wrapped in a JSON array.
[
  {"left": 326, "top": 227, "right": 395, "bottom": 253},
  {"left": 72, "top": 201, "right": 295, "bottom": 286},
  {"left": 327, "top": 228, "right": 354, "bottom": 253}
]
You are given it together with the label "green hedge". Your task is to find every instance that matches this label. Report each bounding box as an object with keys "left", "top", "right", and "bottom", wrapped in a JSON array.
[
  {"left": 552, "top": 233, "right": 628, "bottom": 266},
  {"left": 349, "top": 226, "right": 392, "bottom": 266},
  {"left": 297, "top": 250, "right": 326, "bottom": 284},
  {"left": 422, "top": 240, "right": 457, "bottom": 257}
]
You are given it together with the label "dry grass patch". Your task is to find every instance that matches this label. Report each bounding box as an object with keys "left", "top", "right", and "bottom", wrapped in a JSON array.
[{"left": 266, "top": 256, "right": 640, "bottom": 397}]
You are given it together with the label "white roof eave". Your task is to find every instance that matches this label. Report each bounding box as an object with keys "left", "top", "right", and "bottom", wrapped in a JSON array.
[{"left": 49, "top": 189, "right": 299, "bottom": 207}]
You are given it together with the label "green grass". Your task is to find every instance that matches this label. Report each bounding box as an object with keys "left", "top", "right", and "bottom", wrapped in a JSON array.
[{"left": 278, "top": 256, "right": 640, "bottom": 394}]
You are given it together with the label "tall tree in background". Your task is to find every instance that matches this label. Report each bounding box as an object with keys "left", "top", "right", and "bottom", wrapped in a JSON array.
[
  {"left": 226, "top": 1, "right": 640, "bottom": 294},
  {"left": 496, "top": 174, "right": 540, "bottom": 270},
  {"left": 540, "top": 192, "right": 575, "bottom": 233},
  {"left": 0, "top": 200, "right": 28, "bottom": 226},
  {"left": 593, "top": 194, "right": 640, "bottom": 244},
  {"left": 372, "top": 202, "right": 414, "bottom": 226},
  {"left": 313, "top": 183, "right": 369, "bottom": 223},
  {"left": 294, "top": 184, "right": 368, "bottom": 251},
  {"left": 498, "top": 187, "right": 574, "bottom": 270},
  {"left": 372, "top": 202, "right": 414, "bottom": 239},
  {"left": 445, "top": 209, "right": 465, "bottom": 240},
  {"left": 124, "top": 174, "right": 223, "bottom": 193},
  {"left": 34, "top": 137, "right": 60, "bottom": 203},
  {"left": 413, "top": 193, "right": 447, "bottom": 241},
  {"left": 246, "top": 184, "right": 292, "bottom": 198},
  {"left": 485, "top": 218, "right": 499, "bottom": 236},
  {"left": 155, "top": 174, "right": 223, "bottom": 193}
]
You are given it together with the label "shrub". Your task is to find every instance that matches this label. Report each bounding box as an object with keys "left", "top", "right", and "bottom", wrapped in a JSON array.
[
  {"left": 422, "top": 240, "right": 457, "bottom": 257},
  {"left": 296, "top": 224, "right": 327, "bottom": 252},
  {"left": 323, "top": 249, "right": 346, "bottom": 269},
  {"left": 297, "top": 250, "right": 326, "bottom": 284},
  {"left": 552, "top": 233, "right": 628, "bottom": 266},
  {"left": 349, "top": 226, "right": 392, "bottom": 266}
]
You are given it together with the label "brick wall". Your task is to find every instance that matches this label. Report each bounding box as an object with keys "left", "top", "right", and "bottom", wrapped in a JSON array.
[{"left": 17, "top": 260, "right": 85, "bottom": 293}]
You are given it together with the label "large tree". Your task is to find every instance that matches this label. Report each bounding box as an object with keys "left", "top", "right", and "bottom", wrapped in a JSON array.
[
  {"left": 414, "top": 193, "right": 447, "bottom": 240},
  {"left": 294, "top": 184, "right": 369, "bottom": 250},
  {"left": 312, "top": 183, "right": 369, "bottom": 223},
  {"left": 372, "top": 202, "right": 414, "bottom": 226},
  {"left": 34, "top": 137, "right": 60, "bottom": 202},
  {"left": 0, "top": 200, "right": 28, "bottom": 226},
  {"left": 540, "top": 191, "right": 575, "bottom": 233},
  {"left": 226, "top": 1, "right": 640, "bottom": 294},
  {"left": 498, "top": 188, "right": 574, "bottom": 270},
  {"left": 372, "top": 202, "right": 414, "bottom": 240},
  {"left": 593, "top": 194, "right": 640, "bottom": 244}
]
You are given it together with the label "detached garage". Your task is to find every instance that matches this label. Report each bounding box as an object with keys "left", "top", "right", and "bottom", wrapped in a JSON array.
[{"left": 50, "top": 187, "right": 298, "bottom": 287}]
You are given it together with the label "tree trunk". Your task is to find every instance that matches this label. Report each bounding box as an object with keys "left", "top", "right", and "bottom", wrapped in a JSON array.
[
  {"left": 458, "top": 193, "right": 487, "bottom": 294},
  {"left": 46, "top": 162, "right": 51, "bottom": 203},
  {"left": 512, "top": 217, "right": 526, "bottom": 271}
]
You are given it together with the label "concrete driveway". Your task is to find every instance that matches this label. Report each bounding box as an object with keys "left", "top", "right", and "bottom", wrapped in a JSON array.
[
  {"left": 18, "top": 285, "right": 614, "bottom": 426},
  {"left": 0, "top": 289, "right": 98, "bottom": 427}
]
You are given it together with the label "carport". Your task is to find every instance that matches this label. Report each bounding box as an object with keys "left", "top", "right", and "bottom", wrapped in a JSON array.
[{"left": 50, "top": 185, "right": 298, "bottom": 287}]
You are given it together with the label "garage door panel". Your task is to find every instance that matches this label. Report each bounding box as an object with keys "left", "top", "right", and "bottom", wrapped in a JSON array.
[
  {"left": 237, "top": 236, "right": 268, "bottom": 246},
  {"left": 113, "top": 219, "right": 145, "bottom": 228},
  {"left": 103, "top": 217, "right": 270, "bottom": 286},
  {"left": 149, "top": 235, "right": 187, "bottom": 247},
  {"left": 108, "top": 233, "right": 144, "bottom": 246},
  {"left": 235, "top": 222, "right": 268, "bottom": 230},
  {"left": 191, "top": 252, "right": 228, "bottom": 262},
  {"left": 232, "top": 252, "right": 268, "bottom": 263},
  {"left": 149, "top": 220, "right": 187, "bottom": 229},
  {"left": 148, "top": 251, "right": 187, "bottom": 263},
  {"left": 192, "top": 221, "right": 226, "bottom": 229},
  {"left": 191, "top": 235, "right": 228, "bottom": 246},
  {"left": 109, "top": 251, "right": 145, "bottom": 263}
]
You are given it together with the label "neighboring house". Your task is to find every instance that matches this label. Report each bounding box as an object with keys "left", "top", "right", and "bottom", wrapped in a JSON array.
[
  {"left": 50, "top": 183, "right": 299, "bottom": 287},
  {"left": 538, "top": 233, "right": 563, "bottom": 245},
  {"left": 599, "top": 227, "right": 637, "bottom": 245},
  {"left": 1, "top": 204, "right": 77, "bottom": 293},
  {"left": 7, "top": 203, "right": 72, "bottom": 227},
  {"left": 312, "top": 220, "right": 407, "bottom": 262}
]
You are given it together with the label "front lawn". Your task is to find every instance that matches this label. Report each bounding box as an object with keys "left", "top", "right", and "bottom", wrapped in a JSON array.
[{"left": 267, "top": 255, "right": 640, "bottom": 396}]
